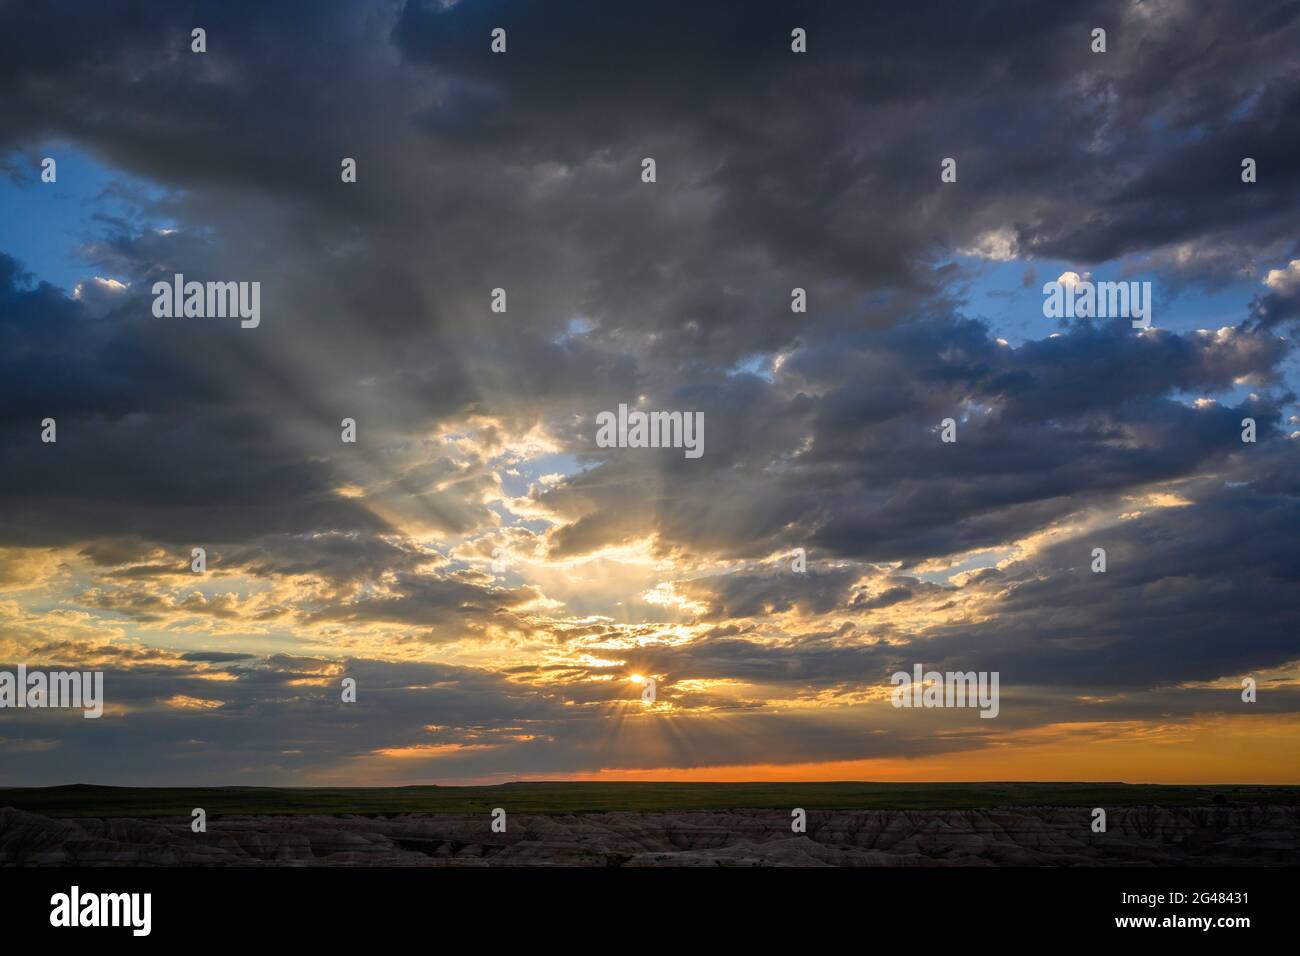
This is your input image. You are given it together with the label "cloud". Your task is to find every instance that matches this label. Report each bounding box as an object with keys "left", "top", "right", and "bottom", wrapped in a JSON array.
[
  {"left": 0, "top": 0, "right": 1298, "bottom": 783},
  {"left": 1264, "top": 259, "right": 1300, "bottom": 295}
]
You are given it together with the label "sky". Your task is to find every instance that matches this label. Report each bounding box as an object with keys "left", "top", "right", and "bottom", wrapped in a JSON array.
[{"left": 1, "top": 0, "right": 1299, "bottom": 787}]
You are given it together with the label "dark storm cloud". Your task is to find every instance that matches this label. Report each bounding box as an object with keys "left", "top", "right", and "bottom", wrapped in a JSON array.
[
  {"left": 915, "top": 451, "right": 1300, "bottom": 689},
  {"left": 1, "top": 0, "right": 1294, "bottom": 385},
  {"left": 0, "top": 252, "right": 394, "bottom": 551},
  {"left": 537, "top": 313, "right": 1291, "bottom": 564},
  {"left": 394, "top": 0, "right": 1300, "bottom": 289}
]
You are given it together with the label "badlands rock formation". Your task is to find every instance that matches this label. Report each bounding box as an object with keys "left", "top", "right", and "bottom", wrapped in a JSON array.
[{"left": 2, "top": 805, "right": 1296, "bottom": 866}]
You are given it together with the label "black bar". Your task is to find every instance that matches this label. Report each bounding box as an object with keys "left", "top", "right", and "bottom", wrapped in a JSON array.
[{"left": 2, "top": 865, "right": 1286, "bottom": 941}]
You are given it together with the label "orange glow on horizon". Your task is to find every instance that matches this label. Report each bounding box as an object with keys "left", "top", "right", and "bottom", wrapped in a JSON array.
[{"left": 526, "top": 714, "right": 1300, "bottom": 786}]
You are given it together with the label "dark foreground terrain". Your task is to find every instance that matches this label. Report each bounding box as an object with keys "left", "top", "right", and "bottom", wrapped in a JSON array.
[
  {"left": 2, "top": 783, "right": 1298, "bottom": 866},
  {"left": 3, "top": 804, "right": 1298, "bottom": 866}
]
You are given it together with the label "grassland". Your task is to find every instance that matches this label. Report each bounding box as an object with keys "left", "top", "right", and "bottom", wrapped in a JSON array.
[{"left": 1, "top": 781, "right": 1297, "bottom": 818}]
